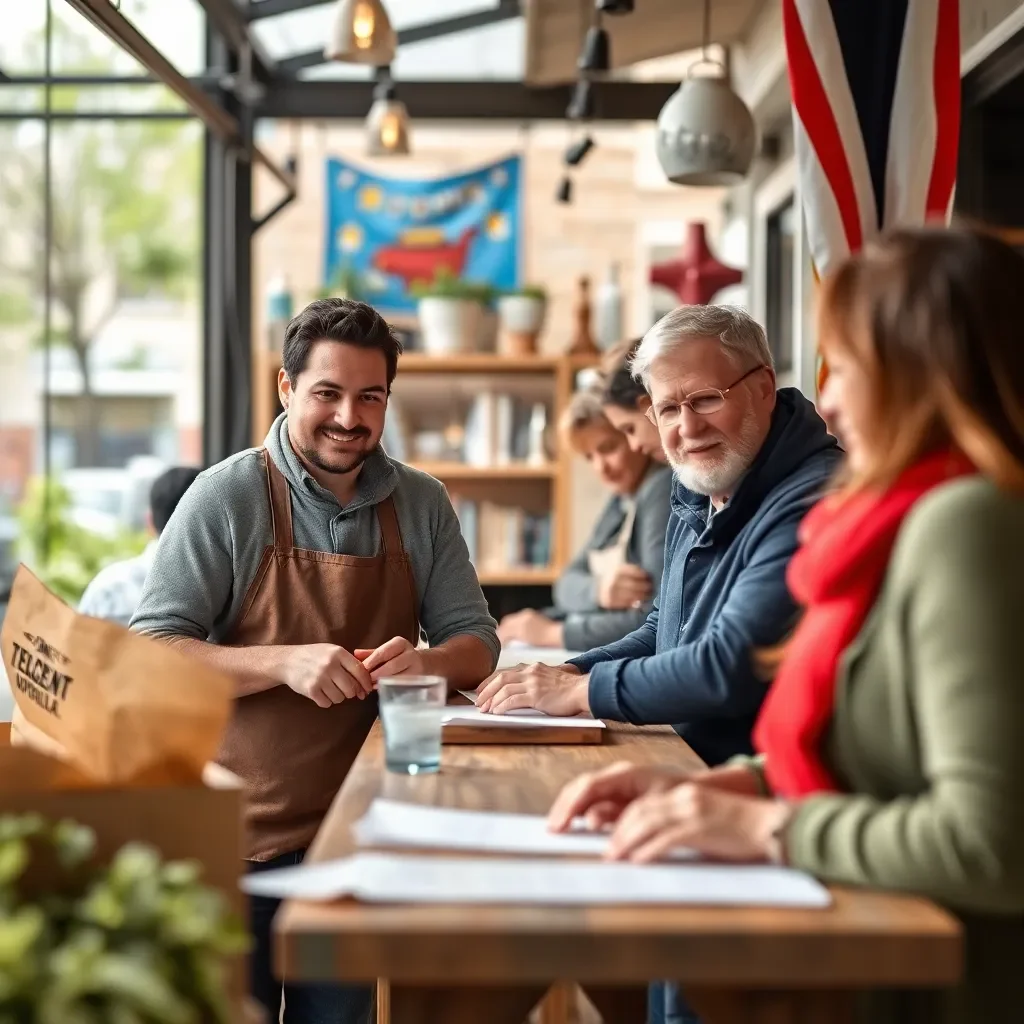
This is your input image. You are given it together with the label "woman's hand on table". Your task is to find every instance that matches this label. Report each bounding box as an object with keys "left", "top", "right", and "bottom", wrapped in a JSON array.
[
  {"left": 598, "top": 564, "right": 653, "bottom": 610},
  {"left": 604, "top": 784, "right": 794, "bottom": 864},
  {"left": 497, "top": 609, "right": 565, "bottom": 648},
  {"left": 548, "top": 761, "right": 769, "bottom": 835},
  {"left": 474, "top": 662, "right": 588, "bottom": 716},
  {"left": 548, "top": 761, "right": 693, "bottom": 833}
]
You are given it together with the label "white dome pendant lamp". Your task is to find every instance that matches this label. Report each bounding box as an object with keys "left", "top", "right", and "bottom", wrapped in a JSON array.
[{"left": 655, "top": 0, "right": 756, "bottom": 186}]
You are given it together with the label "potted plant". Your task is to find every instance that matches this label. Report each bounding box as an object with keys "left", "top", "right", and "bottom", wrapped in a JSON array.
[
  {"left": 497, "top": 284, "right": 548, "bottom": 356},
  {"left": 0, "top": 813, "right": 250, "bottom": 1024},
  {"left": 316, "top": 263, "right": 364, "bottom": 301},
  {"left": 411, "top": 270, "right": 495, "bottom": 355}
]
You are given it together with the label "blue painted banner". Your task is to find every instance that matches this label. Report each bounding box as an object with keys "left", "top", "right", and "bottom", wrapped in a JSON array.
[{"left": 324, "top": 155, "right": 521, "bottom": 312}]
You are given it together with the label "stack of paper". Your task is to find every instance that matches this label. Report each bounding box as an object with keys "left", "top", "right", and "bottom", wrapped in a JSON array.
[
  {"left": 242, "top": 850, "right": 833, "bottom": 908},
  {"left": 442, "top": 704, "right": 604, "bottom": 730},
  {"left": 353, "top": 799, "right": 684, "bottom": 859},
  {"left": 496, "top": 641, "right": 584, "bottom": 671}
]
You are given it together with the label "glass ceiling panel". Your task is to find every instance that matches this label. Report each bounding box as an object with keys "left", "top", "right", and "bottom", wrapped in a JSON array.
[
  {"left": 1, "top": 0, "right": 204, "bottom": 78},
  {"left": 299, "top": 18, "right": 525, "bottom": 81},
  {"left": 254, "top": 1, "right": 524, "bottom": 80}
]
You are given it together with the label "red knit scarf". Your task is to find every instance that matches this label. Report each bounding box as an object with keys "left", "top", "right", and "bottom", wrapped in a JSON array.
[{"left": 753, "top": 449, "right": 976, "bottom": 798}]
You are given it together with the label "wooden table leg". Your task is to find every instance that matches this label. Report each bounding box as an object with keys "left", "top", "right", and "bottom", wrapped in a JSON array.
[
  {"left": 387, "top": 984, "right": 550, "bottom": 1024},
  {"left": 687, "top": 988, "right": 856, "bottom": 1024},
  {"left": 579, "top": 984, "right": 648, "bottom": 1023}
]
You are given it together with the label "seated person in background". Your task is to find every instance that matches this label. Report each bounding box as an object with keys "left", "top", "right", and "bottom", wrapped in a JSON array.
[
  {"left": 599, "top": 338, "right": 669, "bottom": 464},
  {"left": 77, "top": 466, "right": 200, "bottom": 626},
  {"left": 477, "top": 304, "right": 841, "bottom": 766},
  {"left": 498, "top": 388, "right": 672, "bottom": 651},
  {"left": 547, "top": 227, "right": 1024, "bottom": 1024}
]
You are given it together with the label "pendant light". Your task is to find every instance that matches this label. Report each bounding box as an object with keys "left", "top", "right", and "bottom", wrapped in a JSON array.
[
  {"left": 326, "top": 0, "right": 397, "bottom": 65},
  {"left": 366, "top": 68, "right": 409, "bottom": 156},
  {"left": 597, "top": 0, "right": 634, "bottom": 12},
  {"left": 654, "top": 0, "right": 755, "bottom": 186}
]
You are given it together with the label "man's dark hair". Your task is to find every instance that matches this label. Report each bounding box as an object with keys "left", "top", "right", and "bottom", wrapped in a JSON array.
[
  {"left": 150, "top": 466, "right": 201, "bottom": 533},
  {"left": 281, "top": 297, "right": 403, "bottom": 389}
]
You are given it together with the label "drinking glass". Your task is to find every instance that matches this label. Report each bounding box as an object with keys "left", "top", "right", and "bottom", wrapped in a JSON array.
[{"left": 377, "top": 675, "right": 447, "bottom": 775}]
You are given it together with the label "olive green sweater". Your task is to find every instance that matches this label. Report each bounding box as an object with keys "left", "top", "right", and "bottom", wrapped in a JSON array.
[{"left": 782, "top": 477, "right": 1024, "bottom": 1024}]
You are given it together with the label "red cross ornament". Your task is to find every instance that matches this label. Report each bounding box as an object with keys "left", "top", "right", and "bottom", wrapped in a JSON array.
[{"left": 650, "top": 221, "right": 744, "bottom": 305}]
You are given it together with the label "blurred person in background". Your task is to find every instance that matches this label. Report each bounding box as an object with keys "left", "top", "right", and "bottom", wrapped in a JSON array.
[
  {"left": 549, "top": 228, "right": 1024, "bottom": 1024},
  {"left": 498, "top": 387, "right": 672, "bottom": 651},
  {"left": 599, "top": 338, "right": 669, "bottom": 464},
  {"left": 77, "top": 466, "right": 200, "bottom": 627}
]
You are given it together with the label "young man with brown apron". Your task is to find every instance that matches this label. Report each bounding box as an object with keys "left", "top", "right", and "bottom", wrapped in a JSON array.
[{"left": 132, "top": 299, "right": 499, "bottom": 1024}]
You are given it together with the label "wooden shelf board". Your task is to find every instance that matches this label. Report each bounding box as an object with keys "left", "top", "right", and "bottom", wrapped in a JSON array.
[
  {"left": 398, "top": 353, "right": 561, "bottom": 373},
  {"left": 477, "top": 567, "right": 559, "bottom": 586},
  {"left": 409, "top": 461, "right": 556, "bottom": 480}
]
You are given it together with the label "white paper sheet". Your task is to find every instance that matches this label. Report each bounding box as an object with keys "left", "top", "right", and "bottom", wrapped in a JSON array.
[
  {"left": 353, "top": 799, "right": 678, "bottom": 858},
  {"left": 443, "top": 704, "right": 604, "bottom": 730},
  {"left": 241, "top": 851, "right": 832, "bottom": 908},
  {"left": 496, "top": 642, "right": 584, "bottom": 671}
]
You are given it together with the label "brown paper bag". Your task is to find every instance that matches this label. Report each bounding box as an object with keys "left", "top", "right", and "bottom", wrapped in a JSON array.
[{"left": 1, "top": 564, "right": 234, "bottom": 784}]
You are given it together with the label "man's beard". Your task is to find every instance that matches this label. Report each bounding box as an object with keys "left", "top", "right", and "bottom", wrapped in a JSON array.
[
  {"left": 667, "top": 409, "right": 762, "bottom": 498},
  {"left": 299, "top": 426, "right": 374, "bottom": 475}
]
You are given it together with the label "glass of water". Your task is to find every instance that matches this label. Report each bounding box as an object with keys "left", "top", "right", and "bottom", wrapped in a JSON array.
[{"left": 378, "top": 676, "right": 447, "bottom": 775}]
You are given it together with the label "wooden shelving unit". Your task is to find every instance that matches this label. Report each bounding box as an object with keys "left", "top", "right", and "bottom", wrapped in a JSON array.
[
  {"left": 477, "top": 567, "right": 559, "bottom": 587},
  {"left": 408, "top": 461, "right": 558, "bottom": 480},
  {"left": 252, "top": 335, "right": 599, "bottom": 588}
]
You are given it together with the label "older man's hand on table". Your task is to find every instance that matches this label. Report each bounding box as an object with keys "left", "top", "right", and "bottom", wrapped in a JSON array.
[{"left": 474, "top": 662, "right": 590, "bottom": 717}]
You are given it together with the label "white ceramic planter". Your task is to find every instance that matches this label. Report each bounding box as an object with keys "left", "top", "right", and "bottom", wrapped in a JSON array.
[
  {"left": 497, "top": 294, "right": 547, "bottom": 335},
  {"left": 417, "top": 297, "right": 484, "bottom": 355}
]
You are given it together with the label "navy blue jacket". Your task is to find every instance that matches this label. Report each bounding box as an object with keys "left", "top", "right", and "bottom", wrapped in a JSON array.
[{"left": 569, "top": 388, "right": 842, "bottom": 766}]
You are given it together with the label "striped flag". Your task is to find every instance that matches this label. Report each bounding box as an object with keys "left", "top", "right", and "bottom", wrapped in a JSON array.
[{"left": 783, "top": 0, "right": 961, "bottom": 280}]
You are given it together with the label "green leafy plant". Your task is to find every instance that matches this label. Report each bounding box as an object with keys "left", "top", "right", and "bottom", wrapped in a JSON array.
[
  {"left": 410, "top": 268, "right": 496, "bottom": 305},
  {"left": 15, "top": 478, "right": 149, "bottom": 605},
  {"left": 316, "top": 264, "right": 366, "bottom": 301},
  {"left": 500, "top": 284, "right": 547, "bottom": 301},
  {"left": 0, "top": 813, "right": 249, "bottom": 1024}
]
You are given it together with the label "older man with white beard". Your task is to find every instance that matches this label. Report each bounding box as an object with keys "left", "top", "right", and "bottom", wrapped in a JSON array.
[{"left": 475, "top": 304, "right": 842, "bottom": 766}]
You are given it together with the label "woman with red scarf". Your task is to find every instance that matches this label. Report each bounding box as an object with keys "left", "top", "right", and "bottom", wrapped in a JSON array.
[{"left": 548, "top": 228, "right": 1024, "bottom": 1023}]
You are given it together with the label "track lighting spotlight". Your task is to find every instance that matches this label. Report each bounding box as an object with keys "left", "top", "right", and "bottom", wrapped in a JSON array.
[
  {"left": 566, "top": 79, "right": 594, "bottom": 120},
  {"left": 579, "top": 25, "right": 610, "bottom": 73},
  {"left": 564, "top": 135, "right": 595, "bottom": 167}
]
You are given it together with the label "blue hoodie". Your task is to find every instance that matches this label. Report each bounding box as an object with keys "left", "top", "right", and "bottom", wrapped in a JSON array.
[{"left": 568, "top": 388, "right": 842, "bottom": 766}]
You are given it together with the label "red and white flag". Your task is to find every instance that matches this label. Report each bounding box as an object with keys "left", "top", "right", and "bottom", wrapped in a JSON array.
[{"left": 783, "top": 0, "right": 961, "bottom": 278}]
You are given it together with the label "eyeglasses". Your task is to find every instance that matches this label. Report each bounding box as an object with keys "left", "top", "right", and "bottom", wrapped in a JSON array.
[{"left": 645, "top": 365, "right": 767, "bottom": 428}]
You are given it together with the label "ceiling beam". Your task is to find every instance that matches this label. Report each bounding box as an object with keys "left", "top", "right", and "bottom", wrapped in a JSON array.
[
  {"left": 61, "top": 0, "right": 295, "bottom": 194},
  {"left": 276, "top": 1, "right": 521, "bottom": 77},
  {"left": 248, "top": 0, "right": 329, "bottom": 19},
  {"left": 194, "top": 0, "right": 276, "bottom": 78},
  {"left": 255, "top": 79, "right": 677, "bottom": 121}
]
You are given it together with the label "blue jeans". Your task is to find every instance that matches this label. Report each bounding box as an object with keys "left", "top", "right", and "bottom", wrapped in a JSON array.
[
  {"left": 247, "top": 850, "right": 372, "bottom": 1024},
  {"left": 648, "top": 981, "right": 701, "bottom": 1024}
]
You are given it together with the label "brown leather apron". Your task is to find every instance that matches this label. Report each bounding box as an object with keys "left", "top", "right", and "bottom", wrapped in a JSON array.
[{"left": 218, "top": 449, "right": 419, "bottom": 861}]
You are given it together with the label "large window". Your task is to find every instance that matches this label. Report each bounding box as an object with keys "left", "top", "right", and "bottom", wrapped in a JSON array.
[
  {"left": 0, "top": 2, "right": 202, "bottom": 607},
  {"left": 764, "top": 197, "right": 796, "bottom": 376}
]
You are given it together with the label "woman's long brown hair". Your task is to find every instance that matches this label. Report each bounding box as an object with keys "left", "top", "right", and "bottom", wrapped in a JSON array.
[
  {"left": 758, "top": 227, "right": 1024, "bottom": 680},
  {"left": 819, "top": 227, "right": 1024, "bottom": 493}
]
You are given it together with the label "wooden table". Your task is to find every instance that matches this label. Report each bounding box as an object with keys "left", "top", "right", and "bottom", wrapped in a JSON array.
[{"left": 276, "top": 723, "right": 962, "bottom": 1024}]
